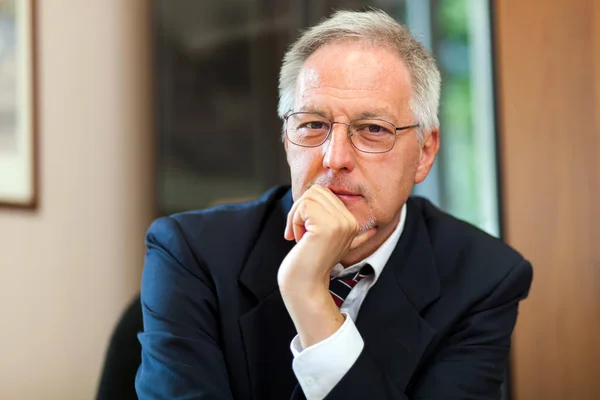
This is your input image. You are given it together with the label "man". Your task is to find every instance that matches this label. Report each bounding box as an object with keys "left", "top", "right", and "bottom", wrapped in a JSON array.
[{"left": 136, "top": 9, "right": 532, "bottom": 400}]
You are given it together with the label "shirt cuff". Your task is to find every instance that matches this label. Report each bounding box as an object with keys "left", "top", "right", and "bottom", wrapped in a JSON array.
[{"left": 290, "top": 313, "right": 364, "bottom": 400}]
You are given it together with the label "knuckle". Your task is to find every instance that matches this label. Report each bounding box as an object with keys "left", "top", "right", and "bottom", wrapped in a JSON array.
[
  {"left": 307, "top": 185, "right": 321, "bottom": 196},
  {"left": 297, "top": 199, "right": 310, "bottom": 214},
  {"left": 334, "top": 220, "right": 345, "bottom": 233},
  {"left": 296, "top": 197, "right": 318, "bottom": 219}
]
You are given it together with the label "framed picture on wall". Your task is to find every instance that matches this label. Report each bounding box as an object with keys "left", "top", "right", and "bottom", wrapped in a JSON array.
[{"left": 0, "top": 0, "right": 37, "bottom": 209}]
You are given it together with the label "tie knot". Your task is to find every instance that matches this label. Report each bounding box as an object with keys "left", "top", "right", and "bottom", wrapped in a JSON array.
[{"left": 329, "top": 264, "right": 374, "bottom": 308}]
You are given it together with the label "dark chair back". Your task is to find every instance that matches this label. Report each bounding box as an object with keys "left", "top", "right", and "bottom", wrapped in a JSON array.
[{"left": 96, "top": 295, "right": 143, "bottom": 400}]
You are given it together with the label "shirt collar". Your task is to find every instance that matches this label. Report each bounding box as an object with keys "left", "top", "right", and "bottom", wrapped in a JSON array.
[{"left": 331, "top": 202, "right": 407, "bottom": 282}]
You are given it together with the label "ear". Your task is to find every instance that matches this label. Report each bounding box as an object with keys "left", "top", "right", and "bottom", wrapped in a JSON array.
[{"left": 414, "top": 129, "right": 440, "bottom": 184}]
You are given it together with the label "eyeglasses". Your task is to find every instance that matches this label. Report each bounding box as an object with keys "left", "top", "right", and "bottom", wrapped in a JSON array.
[{"left": 283, "top": 112, "right": 419, "bottom": 154}]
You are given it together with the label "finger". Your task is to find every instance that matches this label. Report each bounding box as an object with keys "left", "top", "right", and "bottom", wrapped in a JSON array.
[
  {"left": 285, "top": 194, "right": 303, "bottom": 240},
  {"left": 286, "top": 185, "right": 360, "bottom": 244},
  {"left": 310, "top": 187, "right": 359, "bottom": 239},
  {"left": 291, "top": 213, "right": 307, "bottom": 242},
  {"left": 284, "top": 207, "right": 295, "bottom": 240},
  {"left": 291, "top": 198, "right": 307, "bottom": 242},
  {"left": 312, "top": 185, "right": 360, "bottom": 231},
  {"left": 311, "top": 184, "right": 349, "bottom": 216},
  {"left": 308, "top": 187, "right": 360, "bottom": 245},
  {"left": 312, "top": 185, "right": 360, "bottom": 239},
  {"left": 286, "top": 186, "right": 336, "bottom": 240},
  {"left": 291, "top": 198, "right": 324, "bottom": 242}
]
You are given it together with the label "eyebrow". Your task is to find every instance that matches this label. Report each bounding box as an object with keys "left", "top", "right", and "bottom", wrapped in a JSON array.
[
  {"left": 357, "top": 109, "right": 396, "bottom": 121},
  {"left": 296, "top": 107, "right": 396, "bottom": 121},
  {"left": 297, "top": 106, "right": 328, "bottom": 115}
]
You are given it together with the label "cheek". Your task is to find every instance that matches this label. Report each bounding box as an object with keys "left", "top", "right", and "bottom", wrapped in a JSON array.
[
  {"left": 370, "top": 170, "right": 402, "bottom": 205},
  {"left": 365, "top": 155, "right": 417, "bottom": 214},
  {"left": 287, "top": 148, "right": 323, "bottom": 184}
]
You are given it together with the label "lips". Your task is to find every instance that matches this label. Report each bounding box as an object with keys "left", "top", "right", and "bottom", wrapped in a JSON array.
[
  {"left": 327, "top": 187, "right": 363, "bottom": 206},
  {"left": 327, "top": 187, "right": 360, "bottom": 197}
]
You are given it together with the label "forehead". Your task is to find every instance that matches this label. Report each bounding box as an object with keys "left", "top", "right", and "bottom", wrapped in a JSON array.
[{"left": 296, "top": 41, "right": 412, "bottom": 116}]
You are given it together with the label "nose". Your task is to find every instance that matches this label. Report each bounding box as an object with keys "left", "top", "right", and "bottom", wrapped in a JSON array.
[{"left": 322, "top": 123, "right": 357, "bottom": 172}]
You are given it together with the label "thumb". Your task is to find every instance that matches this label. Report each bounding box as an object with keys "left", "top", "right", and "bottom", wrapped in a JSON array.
[{"left": 349, "top": 228, "right": 376, "bottom": 250}]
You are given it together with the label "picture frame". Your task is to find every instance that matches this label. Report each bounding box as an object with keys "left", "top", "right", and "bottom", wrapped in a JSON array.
[{"left": 0, "top": 0, "right": 37, "bottom": 209}]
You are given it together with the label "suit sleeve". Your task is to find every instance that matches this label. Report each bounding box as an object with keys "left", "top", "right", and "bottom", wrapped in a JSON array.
[
  {"left": 135, "top": 217, "right": 234, "bottom": 400},
  {"left": 405, "top": 259, "right": 532, "bottom": 399},
  {"left": 290, "top": 258, "right": 532, "bottom": 400}
]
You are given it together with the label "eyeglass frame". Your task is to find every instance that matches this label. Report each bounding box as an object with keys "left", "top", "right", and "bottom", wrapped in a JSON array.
[{"left": 282, "top": 111, "right": 420, "bottom": 154}]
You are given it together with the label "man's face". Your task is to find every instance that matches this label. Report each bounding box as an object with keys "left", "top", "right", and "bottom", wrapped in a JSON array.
[{"left": 285, "top": 41, "right": 438, "bottom": 237}]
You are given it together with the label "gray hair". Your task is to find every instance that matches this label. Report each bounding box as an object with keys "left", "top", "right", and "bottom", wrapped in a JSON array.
[{"left": 278, "top": 9, "right": 441, "bottom": 143}]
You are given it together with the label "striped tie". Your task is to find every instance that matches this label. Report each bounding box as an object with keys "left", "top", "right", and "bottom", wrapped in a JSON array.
[{"left": 328, "top": 264, "right": 374, "bottom": 308}]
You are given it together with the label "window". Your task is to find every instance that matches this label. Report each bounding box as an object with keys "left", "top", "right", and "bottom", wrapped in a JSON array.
[{"left": 154, "top": 0, "right": 500, "bottom": 239}]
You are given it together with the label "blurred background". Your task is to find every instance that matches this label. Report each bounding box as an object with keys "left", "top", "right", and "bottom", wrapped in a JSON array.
[
  {"left": 154, "top": 0, "right": 500, "bottom": 235},
  {"left": 0, "top": 0, "right": 598, "bottom": 399}
]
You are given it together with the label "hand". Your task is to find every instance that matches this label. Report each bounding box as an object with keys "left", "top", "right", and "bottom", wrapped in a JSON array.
[
  {"left": 278, "top": 184, "right": 371, "bottom": 294},
  {"left": 277, "top": 184, "right": 372, "bottom": 348}
]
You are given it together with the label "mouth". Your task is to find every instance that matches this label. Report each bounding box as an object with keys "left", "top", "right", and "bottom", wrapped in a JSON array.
[{"left": 327, "top": 187, "right": 363, "bottom": 203}]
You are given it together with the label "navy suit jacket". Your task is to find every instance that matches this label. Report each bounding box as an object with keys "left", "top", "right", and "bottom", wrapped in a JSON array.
[{"left": 135, "top": 186, "right": 532, "bottom": 399}]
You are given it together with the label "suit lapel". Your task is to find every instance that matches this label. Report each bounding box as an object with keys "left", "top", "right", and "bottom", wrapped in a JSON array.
[
  {"left": 356, "top": 197, "right": 440, "bottom": 392},
  {"left": 238, "top": 190, "right": 299, "bottom": 400}
]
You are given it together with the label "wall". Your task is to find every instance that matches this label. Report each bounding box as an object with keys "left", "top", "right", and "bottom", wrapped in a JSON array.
[
  {"left": 0, "top": 1, "right": 153, "bottom": 399},
  {"left": 494, "top": 1, "right": 600, "bottom": 399}
]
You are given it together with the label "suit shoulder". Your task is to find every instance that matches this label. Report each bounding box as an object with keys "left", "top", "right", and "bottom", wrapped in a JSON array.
[
  {"left": 409, "top": 197, "right": 529, "bottom": 282},
  {"left": 168, "top": 185, "right": 288, "bottom": 240},
  {"left": 147, "top": 185, "right": 290, "bottom": 267}
]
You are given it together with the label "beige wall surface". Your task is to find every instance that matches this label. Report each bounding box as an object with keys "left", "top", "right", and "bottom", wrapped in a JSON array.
[
  {"left": 0, "top": 1, "right": 153, "bottom": 399},
  {"left": 495, "top": 0, "right": 600, "bottom": 399}
]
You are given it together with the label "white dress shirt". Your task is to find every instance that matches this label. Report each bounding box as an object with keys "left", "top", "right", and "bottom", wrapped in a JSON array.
[{"left": 289, "top": 204, "right": 408, "bottom": 400}]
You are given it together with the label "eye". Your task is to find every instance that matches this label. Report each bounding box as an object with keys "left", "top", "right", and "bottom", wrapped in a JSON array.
[
  {"left": 354, "top": 122, "right": 393, "bottom": 135},
  {"left": 305, "top": 121, "right": 327, "bottom": 130},
  {"left": 367, "top": 124, "right": 384, "bottom": 133}
]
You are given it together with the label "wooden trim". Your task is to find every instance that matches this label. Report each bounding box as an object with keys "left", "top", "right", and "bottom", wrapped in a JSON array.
[{"left": 494, "top": 0, "right": 600, "bottom": 398}]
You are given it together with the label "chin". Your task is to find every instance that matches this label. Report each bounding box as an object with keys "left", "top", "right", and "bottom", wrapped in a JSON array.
[
  {"left": 346, "top": 205, "right": 376, "bottom": 233},
  {"left": 359, "top": 216, "right": 377, "bottom": 233}
]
